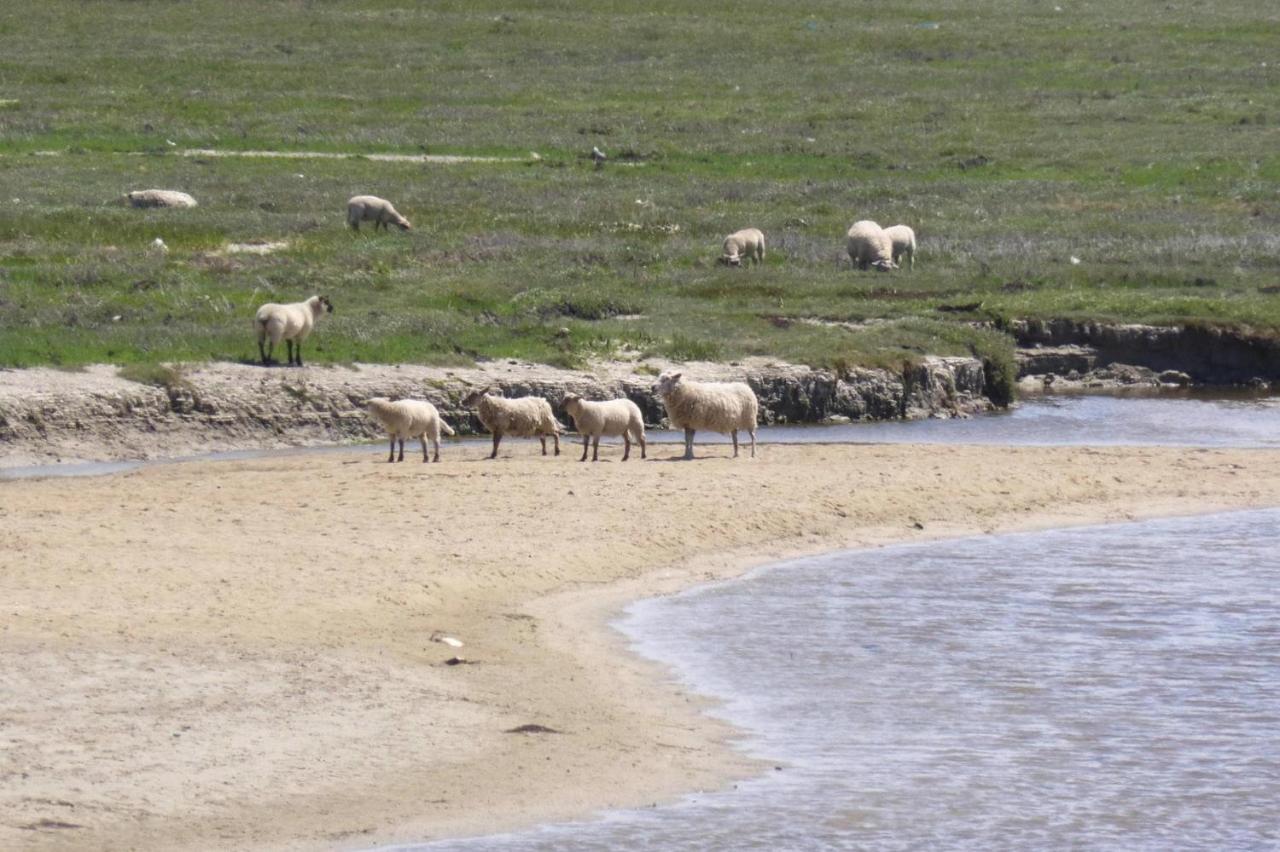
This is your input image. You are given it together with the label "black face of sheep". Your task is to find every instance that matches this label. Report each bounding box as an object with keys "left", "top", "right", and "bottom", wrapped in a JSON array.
[
  {"left": 717, "top": 255, "right": 742, "bottom": 267},
  {"left": 319, "top": 296, "right": 335, "bottom": 314}
]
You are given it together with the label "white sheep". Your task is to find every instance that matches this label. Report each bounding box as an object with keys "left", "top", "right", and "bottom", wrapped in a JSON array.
[
  {"left": 460, "top": 387, "right": 563, "bottom": 459},
  {"left": 846, "top": 220, "right": 897, "bottom": 271},
  {"left": 561, "top": 393, "right": 646, "bottom": 462},
  {"left": 253, "top": 295, "right": 334, "bottom": 366},
  {"left": 125, "top": 189, "right": 197, "bottom": 209},
  {"left": 346, "top": 195, "right": 412, "bottom": 232},
  {"left": 718, "top": 228, "right": 766, "bottom": 267},
  {"left": 652, "top": 371, "right": 758, "bottom": 460},
  {"left": 883, "top": 224, "right": 916, "bottom": 270},
  {"left": 367, "top": 397, "right": 455, "bottom": 463}
]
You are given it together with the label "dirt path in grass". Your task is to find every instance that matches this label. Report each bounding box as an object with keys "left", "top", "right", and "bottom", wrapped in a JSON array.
[{"left": 3, "top": 441, "right": 1280, "bottom": 850}]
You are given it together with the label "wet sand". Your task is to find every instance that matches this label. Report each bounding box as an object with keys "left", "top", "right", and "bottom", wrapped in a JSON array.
[{"left": 4, "top": 441, "right": 1280, "bottom": 850}]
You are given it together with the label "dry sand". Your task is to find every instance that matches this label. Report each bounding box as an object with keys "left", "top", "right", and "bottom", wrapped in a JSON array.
[{"left": 3, "top": 440, "right": 1280, "bottom": 851}]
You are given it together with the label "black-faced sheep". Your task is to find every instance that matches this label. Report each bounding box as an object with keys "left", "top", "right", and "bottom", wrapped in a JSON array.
[
  {"left": 253, "top": 295, "right": 333, "bottom": 366},
  {"left": 883, "top": 224, "right": 916, "bottom": 270},
  {"left": 652, "top": 371, "right": 758, "bottom": 460},
  {"left": 346, "top": 195, "right": 411, "bottom": 232},
  {"left": 367, "top": 397, "right": 455, "bottom": 463},
  {"left": 846, "top": 220, "right": 897, "bottom": 271},
  {"left": 460, "top": 387, "right": 563, "bottom": 459},
  {"left": 561, "top": 394, "right": 646, "bottom": 462},
  {"left": 718, "top": 228, "right": 766, "bottom": 267}
]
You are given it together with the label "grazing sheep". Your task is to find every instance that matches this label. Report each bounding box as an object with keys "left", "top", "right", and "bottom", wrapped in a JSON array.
[
  {"left": 652, "top": 371, "right": 758, "bottom": 460},
  {"left": 367, "top": 397, "right": 455, "bottom": 463},
  {"left": 561, "top": 393, "right": 646, "bottom": 462},
  {"left": 846, "top": 220, "right": 897, "bottom": 271},
  {"left": 718, "top": 228, "right": 766, "bottom": 267},
  {"left": 460, "top": 387, "right": 563, "bottom": 459},
  {"left": 346, "top": 195, "right": 411, "bottom": 232},
  {"left": 125, "top": 189, "right": 197, "bottom": 209},
  {"left": 883, "top": 224, "right": 916, "bottom": 270},
  {"left": 253, "top": 295, "right": 333, "bottom": 366}
]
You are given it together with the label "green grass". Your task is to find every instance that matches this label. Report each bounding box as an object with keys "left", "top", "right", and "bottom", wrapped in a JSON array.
[{"left": 1, "top": 0, "right": 1278, "bottom": 377}]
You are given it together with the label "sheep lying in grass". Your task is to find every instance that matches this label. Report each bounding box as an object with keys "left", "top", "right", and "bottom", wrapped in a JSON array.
[
  {"left": 718, "top": 228, "right": 766, "bottom": 267},
  {"left": 125, "top": 189, "right": 197, "bottom": 209},
  {"left": 883, "top": 224, "right": 916, "bottom": 270},
  {"left": 253, "top": 295, "right": 333, "bottom": 366},
  {"left": 562, "top": 393, "right": 646, "bottom": 462},
  {"left": 346, "top": 195, "right": 411, "bottom": 231},
  {"left": 652, "top": 371, "right": 758, "bottom": 460},
  {"left": 367, "top": 397, "right": 455, "bottom": 463},
  {"left": 846, "top": 220, "right": 897, "bottom": 271},
  {"left": 460, "top": 387, "right": 563, "bottom": 459}
]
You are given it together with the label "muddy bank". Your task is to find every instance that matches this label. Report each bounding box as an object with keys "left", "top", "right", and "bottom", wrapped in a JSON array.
[
  {"left": 0, "top": 356, "right": 990, "bottom": 467},
  {"left": 1011, "top": 319, "right": 1280, "bottom": 388}
]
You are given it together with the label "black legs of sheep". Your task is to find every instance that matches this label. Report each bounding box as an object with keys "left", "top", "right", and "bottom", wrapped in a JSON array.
[
  {"left": 538, "top": 434, "right": 561, "bottom": 457},
  {"left": 257, "top": 339, "right": 304, "bottom": 366},
  {"left": 388, "top": 435, "right": 439, "bottom": 463},
  {"left": 579, "top": 434, "right": 642, "bottom": 462}
]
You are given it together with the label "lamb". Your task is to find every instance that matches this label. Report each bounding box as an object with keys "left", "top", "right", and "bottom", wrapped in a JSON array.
[
  {"left": 346, "top": 195, "right": 411, "bottom": 231},
  {"left": 460, "top": 387, "right": 563, "bottom": 459},
  {"left": 846, "top": 220, "right": 897, "bottom": 271},
  {"left": 883, "top": 224, "right": 916, "bottom": 270},
  {"left": 367, "top": 397, "right": 455, "bottom": 463},
  {"left": 124, "top": 189, "right": 197, "bottom": 209},
  {"left": 718, "top": 228, "right": 766, "bottom": 267},
  {"left": 652, "top": 371, "right": 758, "bottom": 460},
  {"left": 253, "top": 295, "right": 334, "bottom": 366},
  {"left": 561, "top": 393, "right": 646, "bottom": 462}
]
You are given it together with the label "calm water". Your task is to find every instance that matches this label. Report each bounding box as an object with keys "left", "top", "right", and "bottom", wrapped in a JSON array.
[
  {"left": 403, "top": 509, "right": 1280, "bottom": 851},
  {"left": 3, "top": 393, "right": 1278, "bottom": 479}
]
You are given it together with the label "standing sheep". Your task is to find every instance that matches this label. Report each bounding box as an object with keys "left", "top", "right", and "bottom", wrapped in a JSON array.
[
  {"left": 846, "top": 220, "right": 897, "bottom": 271},
  {"left": 883, "top": 224, "right": 916, "bottom": 270},
  {"left": 718, "top": 228, "right": 766, "bottom": 267},
  {"left": 124, "top": 189, "right": 197, "bottom": 209},
  {"left": 367, "top": 397, "right": 455, "bottom": 463},
  {"left": 346, "top": 195, "right": 412, "bottom": 232},
  {"left": 460, "top": 387, "right": 563, "bottom": 459},
  {"left": 652, "top": 371, "right": 758, "bottom": 461},
  {"left": 253, "top": 295, "right": 334, "bottom": 366},
  {"left": 561, "top": 393, "right": 647, "bottom": 462}
]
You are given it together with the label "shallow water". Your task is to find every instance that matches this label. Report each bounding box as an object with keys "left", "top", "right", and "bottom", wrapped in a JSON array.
[
  {"left": 3, "top": 393, "right": 1277, "bottom": 480},
  {"left": 403, "top": 508, "right": 1280, "bottom": 851}
]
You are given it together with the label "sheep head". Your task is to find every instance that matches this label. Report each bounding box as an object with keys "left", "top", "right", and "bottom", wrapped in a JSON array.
[
  {"left": 561, "top": 393, "right": 584, "bottom": 416},
  {"left": 395, "top": 217, "right": 412, "bottom": 231},
  {"left": 319, "top": 295, "right": 335, "bottom": 313},
  {"left": 871, "top": 260, "right": 897, "bottom": 272},
  {"left": 460, "top": 386, "right": 494, "bottom": 407},
  {"left": 717, "top": 254, "right": 742, "bottom": 267},
  {"left": 652, "top": 371, "right": 683, "bottom": 397}
]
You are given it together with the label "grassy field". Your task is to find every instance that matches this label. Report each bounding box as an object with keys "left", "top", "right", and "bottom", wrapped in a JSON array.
[{"left": 1, "top": 0, "right": 1277, "bottom": 378}]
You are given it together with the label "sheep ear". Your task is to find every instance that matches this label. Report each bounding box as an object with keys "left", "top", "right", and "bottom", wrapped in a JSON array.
[{"left": 670, "top": 372, "right": 682, "bottom": 381}]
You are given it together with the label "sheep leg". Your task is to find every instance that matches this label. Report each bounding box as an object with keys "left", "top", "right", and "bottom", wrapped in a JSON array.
[
  {"left": 490, "top": 432, "right": 501, "bottom": 459},
  {"left": 591, "top": 436, "right": 600, "bottom": 462},
  {"left": 579, "top": 435, "right": 589, "bottom": 462},
  {"left": 387, "top": 436, "right": 396, "bottom": 463},
  {"left": 258, "top": 337, "right": 270, "bottom": 365},
  {"left": 421, "top": 434, "right": 430, "bottom": 462},
  {"left": 540, "top": 435, "right": 548, "bottom": 456},
  {"left": 622, "top": 434, "right": 630, "bottom": 462},
  {"left": 732, "top": 430, "right": 740, "bottom": 458},
  {"left": 553, "top": 432, "right": 560, "bottom": 456},
  {"left": 749, "top": 428, "right": 757, "bottom": 458},
  {"left": 431, "top": 437, "right": 440, "bottom": 463},
  {"left": 683, "top": 428, "right": 695, "bottom": 461},
  {"left": 397, "top": 437, "right": 405, "bottom": 462},
  {"left": 637, "top": 430, "right": 646, "bottom": 459},
  {"left": 293, "top": 340, "right": 303, "bottom": 367}
]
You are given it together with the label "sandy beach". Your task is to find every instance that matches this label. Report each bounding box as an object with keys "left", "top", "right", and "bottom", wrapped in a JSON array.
[{"left": 4, "top": 440, "right": 1280, "bottom": 851}]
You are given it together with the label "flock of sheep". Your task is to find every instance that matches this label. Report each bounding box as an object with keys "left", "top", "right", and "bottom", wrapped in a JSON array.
[
  {"left": 368, "top": 371, "right": 757, "bottom": 463},
  {"left": 125, "top": 186, "right": 913, "bottom": 461}
]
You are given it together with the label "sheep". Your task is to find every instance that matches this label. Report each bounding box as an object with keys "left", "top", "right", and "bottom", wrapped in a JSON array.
[
  {"left": 125, "top": 189, "right": 197, "bottom": 209},
  {"left": 846, "top": 220, "right": 897, "bottom": 271},
  {"left": 367, "top": 397, "right": 455, "bottom": 463},
  {"left": 883, "top": 224, "right": 916, "bottom": 270},
  {"left": 718, "top": 228, "right": 766, "bottom": 267},
  {"left": 561, "top": 393, "right": 646, "bottom": 462},
  {"left": 652, "top": 371, "right": 758, "bottom": 460},
  {"left": 253, "top": 295, "right": 334, "bottom": 366},
  {"left": 460, "top": 387, "right": 563, "bottom": 459},
  {"left": 346, "top": 195, "right": 411, "bottom": 232}
]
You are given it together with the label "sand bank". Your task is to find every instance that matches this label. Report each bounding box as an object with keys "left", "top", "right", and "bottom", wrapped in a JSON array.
[{"left": 4, "top": 441, "right": 1280, "bottom": 850}]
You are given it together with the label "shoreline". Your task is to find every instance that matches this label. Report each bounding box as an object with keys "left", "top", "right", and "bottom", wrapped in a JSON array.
[{"left": 4, "top": 443, "right": 1280, "bottom": 850}]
